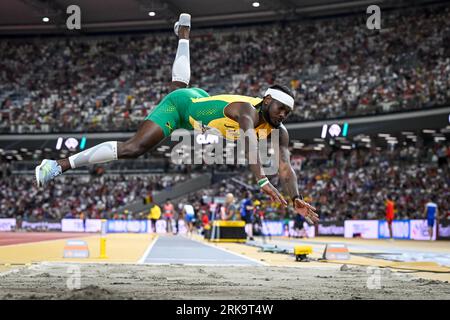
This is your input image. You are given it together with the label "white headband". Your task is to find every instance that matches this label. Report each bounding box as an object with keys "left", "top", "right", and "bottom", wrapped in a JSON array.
[{"left": 264, "top": 88, "right": 294, "bottom": 110}]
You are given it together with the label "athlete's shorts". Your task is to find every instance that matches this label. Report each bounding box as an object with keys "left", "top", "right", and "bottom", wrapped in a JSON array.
[
  {"left": 144, "top": 87, "right": 210, "bottom": 137},
  {"left": 185, "top": 214, "right": 195, "bottom": 223},
  {"left": 427, "top": 217, "right": 435, "bottom": 227},
  {"left": 242, "top": 214, "right": 253, "bottom": 224}
]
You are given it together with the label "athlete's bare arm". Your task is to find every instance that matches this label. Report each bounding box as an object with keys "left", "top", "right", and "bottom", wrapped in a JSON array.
[
  {"left": 225, "top": 102, "right": 287, "bottom": 207},
  {"left": 278, "top": 125, "right": 319, "bottom": 224}
]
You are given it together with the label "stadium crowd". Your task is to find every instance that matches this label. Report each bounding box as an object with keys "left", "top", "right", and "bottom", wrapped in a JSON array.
[
  {"left": 0, "top": 174, "right": 188, "bottom": 221},
  {"left": 0, "top": 6, "right": 449, "bottom": 133},
  {"left": 2, "top": 142, "right": 447, "bottom": 223},
  {"left": 187, "top": 142, "right": 450, "bottom": 222}
]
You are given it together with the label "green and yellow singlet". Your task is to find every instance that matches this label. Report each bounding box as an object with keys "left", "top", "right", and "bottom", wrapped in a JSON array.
[{"left": 145, "top": 87, "right": 274, "bottom": 140}]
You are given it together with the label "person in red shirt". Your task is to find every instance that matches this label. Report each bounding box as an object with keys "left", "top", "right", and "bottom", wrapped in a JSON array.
[
  {"left": 385, "top": 195, "right": 395, "bottom": 239},
  {"left": 201, "top": 210, "right": 209, "bottom": 227}
]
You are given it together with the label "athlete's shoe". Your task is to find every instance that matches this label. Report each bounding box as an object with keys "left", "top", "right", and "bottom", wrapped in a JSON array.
[
  {"left": 35, "top": 159, "right": 62, "bottom": 187},
  {"left": 174, "top": 13, "right": 191, "bottom": 36}
]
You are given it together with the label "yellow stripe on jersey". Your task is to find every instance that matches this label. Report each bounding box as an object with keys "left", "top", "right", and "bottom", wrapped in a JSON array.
[
  {"left": 189, "top": 116, "right": 274, "bottom": 141},
  {"left": 189, "top": 93, "right": 272, "bottom": 140},
  {"left": 191, "top": 94, "right": 263, "bottom": 106}
]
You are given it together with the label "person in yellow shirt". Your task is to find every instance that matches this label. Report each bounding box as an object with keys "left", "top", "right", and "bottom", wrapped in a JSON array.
[{"left": 148, "top": 203, "right": 161, "bottom": 233}]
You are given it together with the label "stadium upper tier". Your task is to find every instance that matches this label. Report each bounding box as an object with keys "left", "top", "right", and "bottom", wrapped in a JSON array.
[{"left": 0, "top": 6, "right": 448, "bottom": 133}]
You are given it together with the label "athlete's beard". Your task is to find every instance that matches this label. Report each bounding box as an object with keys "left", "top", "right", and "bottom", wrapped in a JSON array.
[{"left": 260, "top": 103, "right": 280, "bottom": 129}]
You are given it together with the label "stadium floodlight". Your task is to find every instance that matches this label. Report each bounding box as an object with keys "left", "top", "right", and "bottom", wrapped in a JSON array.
[
  {"left": 148, "top": 12, "right": 156, "bottom": 17},
  {"left": 42, "top": 17, "right": 49, "bottom": 22},
  {"left": 252, "top": 2, "right": 260, "bottom": 8},
  {"left": 422, "top": 129, "right": 436, "bottom": 133}
]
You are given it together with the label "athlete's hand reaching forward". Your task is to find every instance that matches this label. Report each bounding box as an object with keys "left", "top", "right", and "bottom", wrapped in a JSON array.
[
  {"left": 261, "top": 183, "right": 288, "bottom": 207},
  {"left": 294, "top": 198, "right": 319, "bottom": 225}
]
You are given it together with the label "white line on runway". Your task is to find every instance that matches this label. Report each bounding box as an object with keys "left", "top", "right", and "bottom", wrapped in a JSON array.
[
  {"left": 145, "top": 257, "right": 247, "bottom": 261},
  {"left": 142, "top": 263, "right": 262, "bottom": 267},
  {"left": 185, "top": 235, "right": 269, "bottom": 266},
  {"left": 137, "top": 235, "right": 159, "bottom": 264}
]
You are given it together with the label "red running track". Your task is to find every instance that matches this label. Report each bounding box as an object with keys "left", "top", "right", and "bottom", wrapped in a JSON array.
[{"left": 0, "top": 232, "right": 95, "bottom": 246}]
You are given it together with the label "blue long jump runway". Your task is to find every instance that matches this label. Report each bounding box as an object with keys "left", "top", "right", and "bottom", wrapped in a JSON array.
[{"left": 142, "top": 235, "right": 261, "bottom": 266}]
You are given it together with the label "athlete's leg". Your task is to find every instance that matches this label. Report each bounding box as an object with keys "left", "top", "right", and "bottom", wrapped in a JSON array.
[
  {"left": 35, "top": 14, "right": 192, "bottom": 187},
  {"left": 55, "top": 120, "right": 164, "bottom": 172},
  {"left": 247, "top": 221, "right": 254, "bottom": 239},
  {"left": 170, "top": 13, "right": 191, "bottom": 92}
]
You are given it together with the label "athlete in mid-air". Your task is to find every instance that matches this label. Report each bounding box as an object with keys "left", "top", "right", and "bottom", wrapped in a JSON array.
[{"left": 35, "top": 13, "right": 319, "bottom": 225}]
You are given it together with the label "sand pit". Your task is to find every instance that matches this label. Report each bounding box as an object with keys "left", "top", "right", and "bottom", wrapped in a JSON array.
[{"left": 1, "top": 262, "right": 449, "bottom": 300}]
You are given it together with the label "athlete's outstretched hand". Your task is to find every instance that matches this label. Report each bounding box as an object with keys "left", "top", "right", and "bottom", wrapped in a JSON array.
[
  {"left": 261, "top": 183, "right": 288, "bottom": 207},
  {"left": 294, "top": 198, "right": 319, "bottom": 225}
]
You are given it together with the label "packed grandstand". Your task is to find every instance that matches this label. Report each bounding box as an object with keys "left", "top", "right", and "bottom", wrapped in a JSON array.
[
  {"left": 0, "top": 4, "right": 448, "bottom": 234},
  {"left": 0, "top": 6, "right": 448, "bottom": 133}
]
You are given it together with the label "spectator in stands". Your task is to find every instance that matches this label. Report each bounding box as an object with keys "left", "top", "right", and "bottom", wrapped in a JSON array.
[
  {"left": 221, "top": 193, "right": 237, "bottom": 221},
  {"left": 0, "top": 6, "right": 449, "bottom": 133}
]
